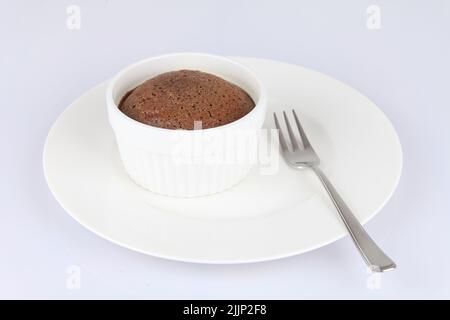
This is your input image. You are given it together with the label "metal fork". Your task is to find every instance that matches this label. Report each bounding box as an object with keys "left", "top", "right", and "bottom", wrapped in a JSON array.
[{"left": 274, "top": 110, "right": 396, "bottom": 272}]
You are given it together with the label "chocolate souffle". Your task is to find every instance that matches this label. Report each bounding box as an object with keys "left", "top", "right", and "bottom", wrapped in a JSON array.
[{"left": 118, "top": 70, "right": 255, "bottom": 130}]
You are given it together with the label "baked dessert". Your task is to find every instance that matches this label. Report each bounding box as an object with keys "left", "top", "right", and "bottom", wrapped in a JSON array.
[{"left": 118, "top": 70, "right": 255, "bottom": 129}]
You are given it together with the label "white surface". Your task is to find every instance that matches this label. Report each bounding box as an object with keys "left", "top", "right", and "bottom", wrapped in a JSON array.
[
  {"left": 43, "top": 57, "right": 402, "bottom": 264},
  {"left": 106, "top": 53, "right": 267, "bottom": 197},
  {"left": 1, "top": 0, "right": 449, "bottom": 299}
]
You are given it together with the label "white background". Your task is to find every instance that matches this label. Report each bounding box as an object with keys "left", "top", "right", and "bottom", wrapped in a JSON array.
[{"left": 1, "top": 0, "right": 449, "bottom": 299}]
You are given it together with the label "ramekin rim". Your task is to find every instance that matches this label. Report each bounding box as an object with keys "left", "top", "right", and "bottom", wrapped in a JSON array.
[{"left": 106, "top": 52, "right": 267, "bottom": 133}]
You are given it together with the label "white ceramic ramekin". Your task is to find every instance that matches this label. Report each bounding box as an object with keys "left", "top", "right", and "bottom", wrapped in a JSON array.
[{"left": 106, "top": 53, "right": 267, "bottom": 197}]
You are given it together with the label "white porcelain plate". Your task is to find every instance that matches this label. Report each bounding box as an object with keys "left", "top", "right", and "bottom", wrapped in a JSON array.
[{"left": 43, "top": 57, "right": 402, "bottom": 264}]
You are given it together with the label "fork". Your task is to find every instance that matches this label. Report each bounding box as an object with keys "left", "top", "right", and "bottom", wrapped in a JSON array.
[{"left": 274, "top": 110, "right": 396, "bottom": 272}]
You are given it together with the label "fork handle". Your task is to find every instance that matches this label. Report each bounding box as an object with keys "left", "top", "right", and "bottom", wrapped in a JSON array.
[{"left": 312, "top": 166, "right": 396, "bottom": 272}]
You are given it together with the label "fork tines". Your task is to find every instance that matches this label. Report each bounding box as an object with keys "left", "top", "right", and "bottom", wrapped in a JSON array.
[{"left": 273, "top": 109, "right": 312, "bottom": 151}]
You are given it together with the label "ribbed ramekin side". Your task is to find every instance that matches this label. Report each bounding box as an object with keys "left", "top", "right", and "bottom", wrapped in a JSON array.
[{"left": 115, "top": 142, "right": 252, "bottom": 197}]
